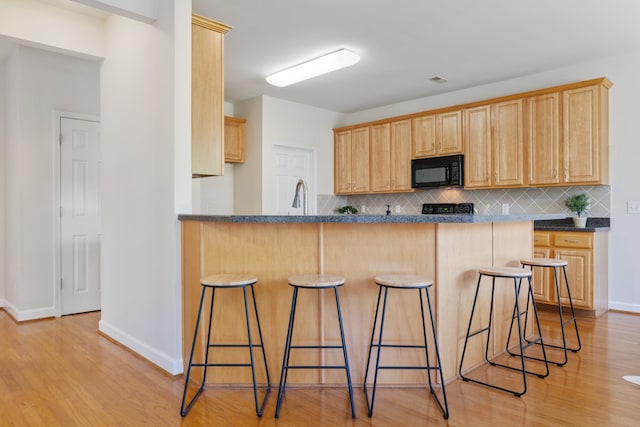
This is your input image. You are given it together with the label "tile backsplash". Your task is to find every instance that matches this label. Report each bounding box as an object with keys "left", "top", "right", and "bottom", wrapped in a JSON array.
[{"left": 318, "top": 186, "right": 610, "bottom": 217}]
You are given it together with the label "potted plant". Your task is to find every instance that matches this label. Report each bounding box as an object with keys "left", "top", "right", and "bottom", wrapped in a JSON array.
[
  {"left": 565, "top": 193, "right": 590, "bottom": 228},
  {"left": 336, "top": 205, "right": 358, "bottom": 215}
]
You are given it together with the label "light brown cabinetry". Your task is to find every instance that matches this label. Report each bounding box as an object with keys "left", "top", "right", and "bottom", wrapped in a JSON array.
[
  {"left": 562, "top": 84, "right": 609, "bottom": 184},
  {"left": 334, "top": 127, "right": 370, "bottom": 194},
  {"left": 533, "top": 230, "right": 608, "bottom": 317},
  {"left": 370, "top": 123, "right": 391, "bottom": 192},
  {"left": 370, "top": 120, "right": 412, "bottom": 193},
  {"left": 464, "top": 99, "right": 524, "bottom": 188},
  {"left": 191, "top": 14, "right": 230, "bottom": 177},
  {"left": 412, "top": 110, "right": 462, "bottom": 158},
  {"left": 526, "top": 93, "right": 561, "bottom": 185},
  {"left": 224, "top": 116, "right": 246, "bottom": 163},
  {"left": 526, "top": 81, "right": 611, "bottom": 186}
]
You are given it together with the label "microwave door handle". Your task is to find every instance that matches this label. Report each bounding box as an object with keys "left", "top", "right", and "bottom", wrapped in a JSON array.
[{"left": 445, "top": 165, "right": 450, "bottom": 183}]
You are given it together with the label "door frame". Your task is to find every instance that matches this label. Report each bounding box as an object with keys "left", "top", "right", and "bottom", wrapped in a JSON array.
[{"left": 52, "top": 110, "right": 100, "bottom": 317}]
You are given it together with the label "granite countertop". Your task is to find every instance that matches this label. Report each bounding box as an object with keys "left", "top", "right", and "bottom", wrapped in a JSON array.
[
  {"left": 178, "top": 213, "right": 565, "bottom": 224},
  {"left": 534, "top": 217, "right": 610, "bottom": 232}
]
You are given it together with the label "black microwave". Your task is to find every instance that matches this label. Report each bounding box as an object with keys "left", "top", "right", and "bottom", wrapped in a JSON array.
[{"left": 411, "top": 154, "right": 463, "bottom": 189}]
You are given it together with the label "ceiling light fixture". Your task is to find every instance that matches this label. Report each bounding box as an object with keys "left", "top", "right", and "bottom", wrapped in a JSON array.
[{"left": 266, "top": 48, "right": 360, "bottom": 87}]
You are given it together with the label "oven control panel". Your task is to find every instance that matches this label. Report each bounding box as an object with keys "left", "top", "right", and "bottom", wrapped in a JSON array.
[{"left": 421, "top": 203, "right": 474, "bottom": 215}]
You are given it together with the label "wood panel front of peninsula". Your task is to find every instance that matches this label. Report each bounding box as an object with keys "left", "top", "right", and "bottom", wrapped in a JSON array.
[{"left": 181, "top": 218, "right": 533, "bottom": 385}]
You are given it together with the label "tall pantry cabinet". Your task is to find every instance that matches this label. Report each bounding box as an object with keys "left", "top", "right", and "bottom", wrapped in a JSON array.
[{"left": 191, "top": 14, "right": 230, "bottom": 177}]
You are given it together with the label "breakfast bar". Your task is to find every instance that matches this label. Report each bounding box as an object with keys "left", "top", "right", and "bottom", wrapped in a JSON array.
[{"left": 179, "top": 213, "right": 564, "bottom": 385}]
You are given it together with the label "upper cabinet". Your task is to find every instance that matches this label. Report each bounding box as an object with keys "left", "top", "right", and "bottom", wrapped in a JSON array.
[
  {"left": 334, "top": 127, "right": 370, "bottom": 195},
  {"left": 463, "top": 99, "right": 524, "bottom": 189},
  {"left": 333, "top": 77, "right": 611, "bottom": 194},
  {"left": 526, "top": 80, "right": 611, "bottom": 186},
  {"left": 224, "top": 116, "right": 246, "bottom": 163},
  {"left": 526, "top": 92, "right": 561, "bottom": 185},
  {"left": 562, "top": 83, "right": 610, "bottom": 185},
  {"left": 191, "top": 14, "right": 230, "bottom": 177},
  {"left": 412, "top": 110, "right": 462, "bottom": 158},
  {"left": 335, "top": 120, "right": 412, "bottom": 195}
]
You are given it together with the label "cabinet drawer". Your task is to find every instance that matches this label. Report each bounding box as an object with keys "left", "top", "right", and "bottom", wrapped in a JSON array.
[
  {"left": 553, "top": 232, "right": 593, "bottom": 249},
  {"left": 533, "top": 232, "right": 551, "bottom": 247}
]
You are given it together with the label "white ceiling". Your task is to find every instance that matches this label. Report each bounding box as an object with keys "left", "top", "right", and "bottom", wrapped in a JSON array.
[{"left": 193, "top": 0, "right": 640, "bottom": 113}]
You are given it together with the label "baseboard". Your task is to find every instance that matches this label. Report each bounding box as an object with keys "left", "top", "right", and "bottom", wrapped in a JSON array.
[
  {"left": 608, "top": 301, "right": 640, "bottom": 315},
  {"left": 98, "top": 319, "right": 183, "bottom": 375},
  {"left": 1, "top": 301, "right": 55, "bottom": 322}
]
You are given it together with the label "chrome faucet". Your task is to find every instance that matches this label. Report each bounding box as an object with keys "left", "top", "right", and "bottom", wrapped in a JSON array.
[{"left": 292, "top": 178, "right": 308, "bottom": 215}]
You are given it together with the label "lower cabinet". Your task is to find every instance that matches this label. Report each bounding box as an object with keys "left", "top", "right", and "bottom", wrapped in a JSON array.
[{"left": 533, "top": 230, "right": 608, "bottom": 317}]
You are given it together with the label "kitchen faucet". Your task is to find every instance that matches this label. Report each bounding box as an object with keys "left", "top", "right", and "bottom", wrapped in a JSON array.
[{"left": 292, "top": 178, "right": 308, "bottom": 215}]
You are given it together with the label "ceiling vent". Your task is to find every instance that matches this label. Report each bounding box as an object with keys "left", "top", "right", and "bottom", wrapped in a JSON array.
[{"left": 428, "top": 76, "right": 448, "bottom": 84}]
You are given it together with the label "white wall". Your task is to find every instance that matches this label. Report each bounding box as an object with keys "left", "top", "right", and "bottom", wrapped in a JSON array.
[
  {"left": 342, "top": 52, "right": 640, "bottom": 313},
  {"left": 98, "top": 0, "right": 189, "bottom": 374},
  {"left": 0, "top": 0, "right": 105, "bottom": 59},
  {"left": 229, "top": 95, "right": 342, "bottom": 215},
  {"left": 0, "top": 59, "right": 5, "bottom": 306},
  {"left": 233, "top": 96, "right": 263, "bottom": 214},
  {"left": 2, "top": 45, "right": 100, "bottom": 320}
]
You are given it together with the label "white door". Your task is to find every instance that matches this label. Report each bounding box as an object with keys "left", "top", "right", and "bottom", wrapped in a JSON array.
[
  {"left": 60, "top": 117, "right": 102, "bottom": 315},
  {"left": 273, "top": 146, "right": 313, "bottom": 215}
]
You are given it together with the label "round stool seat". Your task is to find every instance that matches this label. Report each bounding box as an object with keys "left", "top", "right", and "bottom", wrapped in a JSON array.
[
  {"left": 288, "top": 274, "right": 345, "bottom": 288},
  {"left": 201, "top": 273, "right": 257, "bottom": 288},
  {"left": 375, "top": 274, "right": 432, "bottom": 288},
  {"left": 520, "top": 257, "right": 568, "bottom": 267},
  {"left": 478, "top": 266, "right": 532, "bottom": 278}
]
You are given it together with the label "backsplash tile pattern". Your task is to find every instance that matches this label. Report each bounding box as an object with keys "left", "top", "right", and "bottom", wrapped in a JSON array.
[{"left": 318, "top": 186, "right": 610, "bottom": 217}]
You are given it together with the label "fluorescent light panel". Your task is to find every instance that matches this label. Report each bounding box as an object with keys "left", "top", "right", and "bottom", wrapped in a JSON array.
[{"left": 266, "top": 48, "right": 360, "bottom": 87}]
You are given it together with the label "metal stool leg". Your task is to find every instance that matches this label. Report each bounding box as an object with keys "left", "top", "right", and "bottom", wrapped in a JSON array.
[
  {"left": 364, "top": 286, "right": 389, "bottom": 417},
  {"left": 333, "top": 287, "right": 356, "bottom": 419},
  {"left": 560, "top": 266, "right": 582, "bottom": 352},
  {"left": 180, "top": 286, "right": 215, "bottom": 416},
  {"left": 243, "top": 285, "right": 271, "bottom": 417},
  {"left": 363, "top": 286, "right": 383, "bottom": 414},
  {"left": 421, "top": 287, "right": 449, "bottom": 419},
  {"left": 275, "top": 287, "right": 299, "bottom": 418}
]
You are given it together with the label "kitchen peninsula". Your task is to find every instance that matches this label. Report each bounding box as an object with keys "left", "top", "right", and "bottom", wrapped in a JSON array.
[{"left": 179, "top": 213, "right": 563, "bottom": 385}]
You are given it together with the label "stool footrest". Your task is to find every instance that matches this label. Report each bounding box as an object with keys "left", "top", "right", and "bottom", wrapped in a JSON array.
[
  {"left": 376, "top": 365, "right": 442, "bottom": 371},
  {"left": 370, "top": 343, "right": 429, "bottom": 349},
  {"left": 289, "top": 344, "right": 343, "bottom": 350},
  {"left": 283, "top": 365, "right": 348, "bottom": 369}
]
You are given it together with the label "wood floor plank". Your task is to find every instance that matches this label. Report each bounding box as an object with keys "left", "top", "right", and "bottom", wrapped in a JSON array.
[{"left": 1, "top": 309, "right": 639, "bottom": 426}]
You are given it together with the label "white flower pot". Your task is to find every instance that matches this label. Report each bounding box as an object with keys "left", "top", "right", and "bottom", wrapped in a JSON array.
[{"left": 573, "top": 217, "right": 587, "bottom": 228}]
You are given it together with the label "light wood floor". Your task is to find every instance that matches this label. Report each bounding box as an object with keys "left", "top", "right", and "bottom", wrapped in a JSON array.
[{"left": 1, "top": 308, "right": 639, "bottom": 426}]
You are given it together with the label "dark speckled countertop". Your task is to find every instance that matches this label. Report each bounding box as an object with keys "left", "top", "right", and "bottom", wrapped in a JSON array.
[
  {"left": 534, "top": 217, "right": 610, "bottom": 232},
  {"left": 179, "top": 213, "right": 566, "bottom": 224}
]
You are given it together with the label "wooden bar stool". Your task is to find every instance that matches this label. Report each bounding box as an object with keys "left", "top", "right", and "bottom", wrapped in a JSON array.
[
  {"left": 364, "top": 274, "right": 449, "bottom": 419},
  {"left": 275, "top": 274, "right": 356, "bottom": 419},
  {"left": 459, "top": 267, "right": 549, "bottom": 397},
  {"left": 515, "top": 258, "right": 582, "bottom": 366},
  {"left": 180, "top": 274, "right": 270, "bottom": 417}
]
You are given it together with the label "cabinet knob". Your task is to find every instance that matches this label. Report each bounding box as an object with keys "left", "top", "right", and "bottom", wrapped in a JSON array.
[
  {"left": 564, "top": 167, "right": 568, "bottom": 181},
  {"left": 553, "top": 168, "right": 557, "bottom": 178}
]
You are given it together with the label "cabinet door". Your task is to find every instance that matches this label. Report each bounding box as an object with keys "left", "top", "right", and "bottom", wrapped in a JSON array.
[
  {"left": 334, "top": 130, "right": 352, "bottom": 194},
  {"left": 438, "top": 110, "right": 463, "bottom": 155},
  {"left": 412, "top": 115, "right": 437, "bottom": 158},
  {"left": 531, "top": 248, "right": 552, "bottom": 303},
  {"left": 527, "top": 93, "right": 560, "bottom": 185},
  {"left": 370, "top": 123, "right": 391, "bottom": 192},
  {"left": 351, "top": 127, "right": 370, "bottom": 193},
  {"left": 493, "top": 99, "right": 524, "bottom": 187},
  {"left": 463, "top": 105, "right": 492, "bottom": 188},
  {"left": 191, "top": 16, "right": 228, "bottom": 177},
  {"left": 555, "top": 248, "right": 592, "bottom": 309},
  {"left": 390, "top": 119, "right": 412, "bottom": 191},
  {"left": 563, "top": 85, "right": 600, "bottom": 184},
  {"left": 224, "top": 116, "right": 245, "bottom": 163}
]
